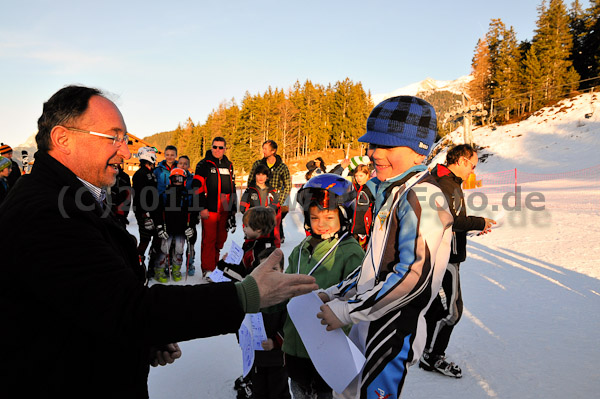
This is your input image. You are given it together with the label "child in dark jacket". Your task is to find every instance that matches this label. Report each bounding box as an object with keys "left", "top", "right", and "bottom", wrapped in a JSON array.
[
  {"left": 350, "top": 163, "right": 375, "bottom": 250},
  {"left": 231, "top": 243, "right": 291, "bottom": 399},
  {"left": 216, "top": 206, "right": 277, "bottom": 282},
  {"left": 177, "top": 155, "right": 197, "bottom": 275},
  {"left": 153, "top": 168, "right": 198, "bottom": 283},
  {"left": 240, "top": 164, "right": 281, "bottom": 247},
  {"left": 249, "top": 246, "right": 291, "bottom": 399}
]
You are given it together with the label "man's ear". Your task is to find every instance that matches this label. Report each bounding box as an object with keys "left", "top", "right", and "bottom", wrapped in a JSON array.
[{"left": 49, "top": 126, "right": 71, "bottom": 155}]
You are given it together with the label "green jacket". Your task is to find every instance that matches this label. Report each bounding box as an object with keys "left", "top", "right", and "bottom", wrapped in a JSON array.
[{"left": 282, "top": 234, "right": 364, "bottom": 358}]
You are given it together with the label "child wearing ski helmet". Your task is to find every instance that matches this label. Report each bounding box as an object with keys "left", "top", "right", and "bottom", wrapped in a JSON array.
[
  {"left": 132, "top": 146, "right": 158, "bottom": 278},
  {"left": 350, "top": 163, "right": 375, "bottom": 250},
  {"left": 282, "top": 173, "right": 365, "bottom": 399},
  {"left": 153, "top": 167, "right": 198, "bottom": 283}
]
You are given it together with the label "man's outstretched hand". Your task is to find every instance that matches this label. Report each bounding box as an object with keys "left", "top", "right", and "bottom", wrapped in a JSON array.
[{"left": 250, "top": 248, "right": 318, "bottom": 308}]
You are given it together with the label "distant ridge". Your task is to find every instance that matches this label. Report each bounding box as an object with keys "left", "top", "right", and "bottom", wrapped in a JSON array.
[{"left": 372, "top": 75, "right": 473, "bottom": 105}]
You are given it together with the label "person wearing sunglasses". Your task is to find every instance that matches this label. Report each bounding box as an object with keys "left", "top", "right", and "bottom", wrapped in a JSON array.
[
  {"left": 0, "top": 85, "right": 318, "bottom": 398},
  {"left": 422, "top": 144, "right": 496, "bottom": 378},
  {"left": 192, "top": 136, "right": 238, "bottom": 277}
]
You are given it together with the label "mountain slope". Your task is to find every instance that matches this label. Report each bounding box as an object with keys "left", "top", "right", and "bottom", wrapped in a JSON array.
[
  {"left": 372, "top": 76, "right": 473, "bottom": 105},
  {"left": 432, "top": 92, "right": 600, "bottom": 174}
]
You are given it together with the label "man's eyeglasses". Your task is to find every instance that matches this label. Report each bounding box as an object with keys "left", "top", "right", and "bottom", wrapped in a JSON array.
[
  {"left": 212, "top": 145, "right": 225, "bottom": 150},
  {"left": 463, "top": 157, "right": 476, "bottom": 170},
  {"left": 64, "top": 127, "right": 129, "bottom": 147}
]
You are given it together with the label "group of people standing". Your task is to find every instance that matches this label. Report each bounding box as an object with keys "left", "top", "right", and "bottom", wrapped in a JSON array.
[
  {"left": 126, "top": 136, "right": 292, "bottom": 285},
  {"left": 0, "top": 84, "right": 497, "bottom": 399}
]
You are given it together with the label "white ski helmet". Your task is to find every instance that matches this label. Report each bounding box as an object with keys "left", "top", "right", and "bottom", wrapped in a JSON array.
[{"left": 137, "top": 146, "right": 157, "bottom": 164}]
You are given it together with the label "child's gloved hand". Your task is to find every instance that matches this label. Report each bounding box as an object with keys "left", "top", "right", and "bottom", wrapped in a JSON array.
[
  {"left": 143, "top": 217, "right": 155, "bottom": 231},
  {"left": 226, "top": 214, "right": 236, "bottom": 233},
  {"left": 157, "top": 225, "right": 169, "bottom": 239}
]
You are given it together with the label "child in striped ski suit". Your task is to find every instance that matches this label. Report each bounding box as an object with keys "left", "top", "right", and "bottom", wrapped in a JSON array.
[{"left": 317, "top": 96, "right": 453, "bottom": 399}]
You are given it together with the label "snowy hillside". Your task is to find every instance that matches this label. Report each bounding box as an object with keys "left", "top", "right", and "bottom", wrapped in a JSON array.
[
  {"left": 140, "top": 92, "right": 600, "bottom": 399},
  {"left": 433, "top": 92, "right": 600, "bottom": 173},
  {"left": 372, "top": 76, "right": 473, "bottom": 105},
  {"left": 17, "top": 133, "right": 37, "bottom": 149}
]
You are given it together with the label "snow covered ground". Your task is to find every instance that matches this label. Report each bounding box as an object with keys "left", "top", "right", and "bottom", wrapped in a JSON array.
[{"left": 136, "top": 93, "right": 600, "bottom": 398}]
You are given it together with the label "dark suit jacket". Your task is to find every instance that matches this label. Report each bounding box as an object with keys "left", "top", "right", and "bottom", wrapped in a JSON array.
[{"left": 0, "top": 151, "right": 244, "bottom": 398}]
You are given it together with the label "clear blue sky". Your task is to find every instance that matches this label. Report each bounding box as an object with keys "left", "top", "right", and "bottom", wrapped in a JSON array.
[{"left": 1, "top": 0, "right": 552, "bottom": 146}]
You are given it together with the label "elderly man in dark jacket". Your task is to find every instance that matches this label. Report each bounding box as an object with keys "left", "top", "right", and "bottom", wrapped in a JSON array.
[
  {"left": 0, "top": 85, "right": 317, "bottom": 399},
  {"left": 420, "top": 144, "right": 496, "bottom": 378}
]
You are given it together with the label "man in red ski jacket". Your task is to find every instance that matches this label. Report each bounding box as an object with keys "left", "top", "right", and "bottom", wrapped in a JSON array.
[{"left": 193, "top": 136, "right": 237, "bottom": 275}]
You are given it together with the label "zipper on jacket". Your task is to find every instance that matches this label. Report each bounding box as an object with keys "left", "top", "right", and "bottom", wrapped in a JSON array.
[{"left": 452, "top": 231, "right": 458, "bottom": 255}]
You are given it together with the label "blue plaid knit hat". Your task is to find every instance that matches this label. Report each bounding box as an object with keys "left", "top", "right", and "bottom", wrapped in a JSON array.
[{"left": 359, "top": 96, "right": 437, "bottom": 156}]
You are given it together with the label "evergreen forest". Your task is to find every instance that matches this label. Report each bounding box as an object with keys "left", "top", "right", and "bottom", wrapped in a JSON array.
[{"left": 146, "top": 0, "right": 600, "bottom": 173}]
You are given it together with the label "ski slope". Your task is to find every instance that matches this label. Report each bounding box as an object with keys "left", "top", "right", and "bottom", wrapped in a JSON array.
[{"left": 137, "top": 93, "right": 600, "bottom": 398}]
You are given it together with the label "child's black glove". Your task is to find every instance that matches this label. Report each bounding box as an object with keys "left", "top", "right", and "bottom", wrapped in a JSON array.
[{"left": 226, "top": 213, "right": 236, "bottom": 233}]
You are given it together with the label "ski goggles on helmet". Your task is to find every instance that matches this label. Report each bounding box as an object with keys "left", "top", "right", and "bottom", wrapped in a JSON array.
[
  {"left": 296, "top": 174, "right": 356, "bottom": 212},
  {"left": 170, "top": 175, "right": 185, "bottom": 184}
]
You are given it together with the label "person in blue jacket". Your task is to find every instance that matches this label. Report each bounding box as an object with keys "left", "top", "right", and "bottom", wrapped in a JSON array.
[{"left": 154, "top": 145, "right": 178, "bottom": 196}]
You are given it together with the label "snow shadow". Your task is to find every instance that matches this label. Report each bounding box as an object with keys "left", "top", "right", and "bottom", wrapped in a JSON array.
[{"left": 404, "top": 241, "right": 600, "bottom": 399}]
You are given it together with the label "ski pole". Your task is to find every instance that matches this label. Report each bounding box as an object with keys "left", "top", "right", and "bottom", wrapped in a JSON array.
[{"left": 186, "top": 213, "right": 191, "bottom": 281}]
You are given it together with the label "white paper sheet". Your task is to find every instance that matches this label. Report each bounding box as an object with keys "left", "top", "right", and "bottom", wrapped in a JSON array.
[
  {"left": 287, "top": 292, "right": 365, "bottom": 393},
  {"left": 207, "top": 268, "right": 231, "bottom": 282},
  {"left": 238, "top": 312, "right": 269, "bottom": 376},
  {"left": 238, "top": 320, "right": 254, "bottom": 377},
  {"left": 225, "top": 241, "right": 244, "bottom": 265},
  {"left": 248, "top": 313, "right": 268, "bottom": 351}
]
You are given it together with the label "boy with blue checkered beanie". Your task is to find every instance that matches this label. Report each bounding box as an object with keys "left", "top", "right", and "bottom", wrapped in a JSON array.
[{"left": 316, "top": 96, "right": 454, "bottom": 399}]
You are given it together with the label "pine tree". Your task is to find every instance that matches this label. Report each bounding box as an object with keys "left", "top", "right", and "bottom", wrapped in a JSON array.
[
  {"left": 239, "top": 91, "right": 265, "bottom": 161},
  {"left": 468, "top": 37, "right": 492, "bottom": 106},
  {"left": 330, "top": 78, "right": 352, "bottom": 149},
  {"left": 276, "top": 95, "right": 299, "bottom": 162},
  {"left": 578, "top": 0, "right": 600, "bottom": 87},
  {"left": 570, "top": 0, "right": 589, "bottom": 85},
  {"left": 521, "top": 47, "right": 546, "bottom": 112},
  {"left": 532, "top": 0, "right": 580, "bottom": 101},
  {"left": 494, "top": 26, "right": 523, "bottom": 120},
  {"left": 486, "top": 18, "right": 507, "bottom": 102}
]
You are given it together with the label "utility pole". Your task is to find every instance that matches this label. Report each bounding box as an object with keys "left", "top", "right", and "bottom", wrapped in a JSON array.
[{"left": 443, "top": 93, "right": 487, "bottom": 146}]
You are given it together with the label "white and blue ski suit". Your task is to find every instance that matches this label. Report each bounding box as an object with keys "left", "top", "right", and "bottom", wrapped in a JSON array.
[{"left": 323, "top": 165, "right": 453, "bottom": 399}]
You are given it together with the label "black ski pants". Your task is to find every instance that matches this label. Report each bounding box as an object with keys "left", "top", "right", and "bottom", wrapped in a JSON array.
[
  {"left": 424, "top": 262, "right": 463, "bottom": 356},
  {"left": 251, "top": 365, "right": 291, "bottom": 399}
]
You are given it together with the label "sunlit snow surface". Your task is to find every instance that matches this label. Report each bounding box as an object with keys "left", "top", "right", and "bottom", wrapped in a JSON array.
[{"left": 138, "top": 93, "right": 599, "bottom": 398}]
